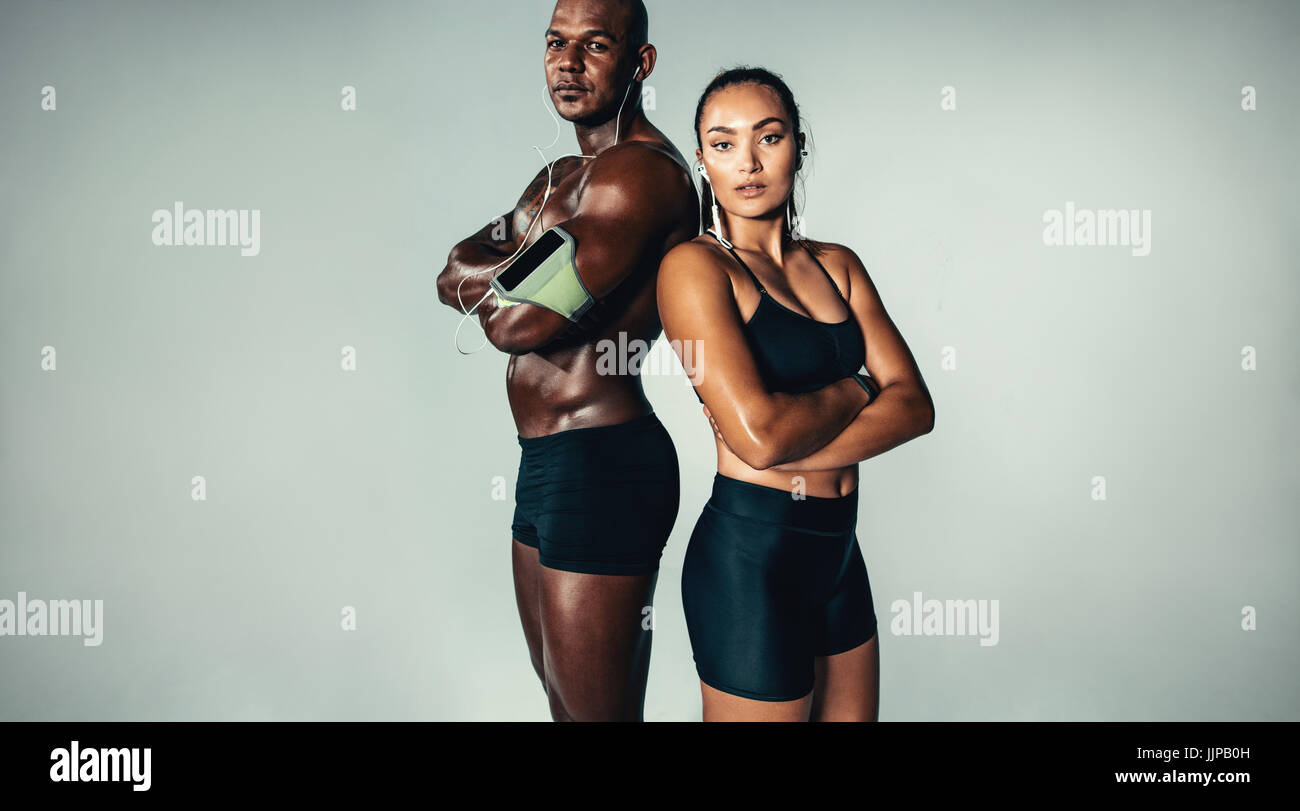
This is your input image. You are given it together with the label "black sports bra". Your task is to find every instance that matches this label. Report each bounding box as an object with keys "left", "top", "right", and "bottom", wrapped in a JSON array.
[{"left": 692, "top": 232, "right": 865, "bottom": 401}]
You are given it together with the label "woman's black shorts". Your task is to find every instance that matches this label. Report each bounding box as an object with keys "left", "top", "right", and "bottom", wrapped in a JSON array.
[{"left": 681, "top": 473, "right": 878, "bottom": 702}]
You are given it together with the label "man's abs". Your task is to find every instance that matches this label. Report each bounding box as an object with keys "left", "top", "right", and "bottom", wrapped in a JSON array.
[
  {"left": 506, "top": 273, "right": 663, "bottom": 438},
  {"left": 504, "top": 137, "right": 695, "bottom": 438}
]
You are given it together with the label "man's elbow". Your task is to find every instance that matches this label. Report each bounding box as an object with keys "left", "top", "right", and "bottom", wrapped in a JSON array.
[
  {"left": 484, "top": 312, "right": 556, "bottom": 356},
  {"left": 439, "top": 241, "right": 488, "bottom": 309},
  {"left": 436, "top": 266, "right": 459, "bottom": 309},
  {"left": 436, "top": 245, "right": 466, "bottom": 308},
  {"left": 916, "top": 399, "right": 936, "bottom": 436},
  {"left": 483, "top": 322, "right": 529, "bottom": 356}
]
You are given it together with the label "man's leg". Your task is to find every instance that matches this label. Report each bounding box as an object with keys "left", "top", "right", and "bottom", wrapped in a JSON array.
[
  {"left": 524, "top": 413, "right": 677, "bottom": 721},
  {"left": 510, "top": 538, "right": 546, "bottom": 687},
  {"left": 538, "top": 566, "right": 659, "bottom": 721}
]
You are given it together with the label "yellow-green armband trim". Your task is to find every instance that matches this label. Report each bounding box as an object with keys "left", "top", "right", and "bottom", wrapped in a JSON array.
[{"left": 489, "top": 226, "right": 594, "bottom": 322}]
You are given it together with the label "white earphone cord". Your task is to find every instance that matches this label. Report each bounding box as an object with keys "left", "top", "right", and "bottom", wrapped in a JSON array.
[{"left": 451, "top": 71, "right": 639, "bottom": 355}]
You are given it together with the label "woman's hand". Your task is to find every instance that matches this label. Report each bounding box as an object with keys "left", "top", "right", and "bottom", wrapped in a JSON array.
[{"left": 702, "top": 404, "right": 732, "bottom": 451}]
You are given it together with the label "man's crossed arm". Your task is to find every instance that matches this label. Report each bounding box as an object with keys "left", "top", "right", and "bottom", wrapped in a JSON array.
[{"left": 437, "top": 144, "right": 691, "bottom": 355}]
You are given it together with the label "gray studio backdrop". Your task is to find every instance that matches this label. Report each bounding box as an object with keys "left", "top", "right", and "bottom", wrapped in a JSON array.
[{"left": 1, "top": 0, "right": 1296, "bottom": 721}]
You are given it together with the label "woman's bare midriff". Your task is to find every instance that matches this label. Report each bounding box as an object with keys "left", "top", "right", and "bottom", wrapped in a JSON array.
[{"left": 714, "top": 433, "right": 859, "bottom": 498}]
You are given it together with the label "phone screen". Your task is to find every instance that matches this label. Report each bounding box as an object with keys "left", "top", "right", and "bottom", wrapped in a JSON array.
[{"left": 495, "top": 229, "right": 565, "bottom": 292}]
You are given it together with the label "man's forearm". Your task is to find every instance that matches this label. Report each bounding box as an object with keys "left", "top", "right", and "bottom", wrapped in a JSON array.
[
  {"left": 438, "top": 155, "right": 590, "bottom": 313},
  {"left": 437, "top": 239, "right": 516, "bottom": 312},
  {"left": 770, "top": 382, "right": 934, "bottom": 471}
]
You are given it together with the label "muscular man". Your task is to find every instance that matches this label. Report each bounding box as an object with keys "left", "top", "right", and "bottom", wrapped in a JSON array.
[{"left": 435, "top": 0, "right": 697, "bottom": 721}]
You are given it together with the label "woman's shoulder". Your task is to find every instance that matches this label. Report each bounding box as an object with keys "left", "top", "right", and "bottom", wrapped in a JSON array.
[
  {"left": 658, "top": 235, "right": 740, "bottom": 301},
  {"left": 800, "top": 237, "right": 858, "bottom": 264},
  {"left": 800, "top": 237, "right": 869, "bottom": 282},
  {"left": 660, "top": 235, "right": 735, "bottom": 278},
  {"left": 796, "top": 235, "right": 852, "bottom": 275},
  {"left": 664, "top": 233, "right": 729, "bottom": 261}
]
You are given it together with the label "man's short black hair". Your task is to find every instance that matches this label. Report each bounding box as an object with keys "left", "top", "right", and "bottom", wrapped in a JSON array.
[{"left": 625, "top": 0, "right": 648, "bottom": 52}]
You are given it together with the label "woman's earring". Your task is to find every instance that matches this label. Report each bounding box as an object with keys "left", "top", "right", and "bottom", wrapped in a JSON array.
[
  {"left": 711, "top": 198, "right": 730, "bottom": 247},
  {"left": 698, "top": 163, "right": 733, "bottom": 248}
]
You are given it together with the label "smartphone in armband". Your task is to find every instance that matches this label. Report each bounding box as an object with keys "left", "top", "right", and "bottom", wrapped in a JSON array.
[{"left": 489, "top": 226, "right": 594, "bottom": 321}]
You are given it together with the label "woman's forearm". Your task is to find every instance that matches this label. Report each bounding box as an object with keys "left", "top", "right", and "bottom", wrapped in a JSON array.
[
  {"left": 753, "top": 377, "right": 872, "bottom": 468},
  {"left": 770, "top": 382, "right": 935, "bottom": 471}
]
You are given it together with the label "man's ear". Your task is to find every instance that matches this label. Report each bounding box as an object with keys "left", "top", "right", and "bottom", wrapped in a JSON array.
[{"left": 636, "top": 45, "right": 657, "bottom": 83}]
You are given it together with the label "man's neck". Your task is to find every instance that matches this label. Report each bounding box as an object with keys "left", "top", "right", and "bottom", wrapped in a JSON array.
[{"left": 575, "top": 107, "right": 649, "bottom": 156}]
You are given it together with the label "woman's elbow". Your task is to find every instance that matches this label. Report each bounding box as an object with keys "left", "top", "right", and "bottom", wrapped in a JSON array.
[
  {"left": 714, "top": 413, "right": 780, "bottom": 470},
  {"left": 737, "top": 443, "right": 778, "bottom": 471},
  {"left": 732, "top": 444, "right": 778, "bottom": 471},
  {"left": 735, "top": 421, "right": 785, "bottom": 470}
]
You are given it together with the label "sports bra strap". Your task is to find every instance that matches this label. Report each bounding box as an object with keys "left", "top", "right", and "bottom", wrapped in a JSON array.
[
  {"left": 707, "top": 231, "right": 849, "bottom": 306},
  {"left": 706, "top": 230, "right": 766, "bottom": 294},
  {"left": 796, "top": 240, "right": 849, "bottom": 305}
]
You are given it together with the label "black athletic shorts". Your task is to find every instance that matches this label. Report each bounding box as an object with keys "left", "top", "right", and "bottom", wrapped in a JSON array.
[
  {"left": 512, "top": 413, "right": 679, "bottom": 575},
  {"left": 681, "top": 472, "right": 878, "bottom": 702}
]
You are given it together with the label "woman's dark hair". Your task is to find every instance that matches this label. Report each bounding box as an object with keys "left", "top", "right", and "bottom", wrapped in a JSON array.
[{"left": 693, "top": 66, "right": 818, "bottom": 252}]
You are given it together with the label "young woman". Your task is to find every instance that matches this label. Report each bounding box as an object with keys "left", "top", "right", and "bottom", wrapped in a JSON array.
[{"left": 657, "top": 67, "right": 936, "bottom": 721}]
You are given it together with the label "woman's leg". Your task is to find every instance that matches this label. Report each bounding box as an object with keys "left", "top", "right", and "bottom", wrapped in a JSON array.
[
  {"left": 811, "top": 537, "right": 880, "bottom": 721},
  {"left": 811, "top": 633, "right": 880, "bottom": 721},
  {"left": 700, "top": 681, "right": 813, "bottom": 722},
  {"left": 682, "top": 500, "right": 819, "bottom": 719}
]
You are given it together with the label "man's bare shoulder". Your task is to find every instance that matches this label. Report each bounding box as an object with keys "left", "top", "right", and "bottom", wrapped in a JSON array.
[{"left": 581, "top": 139, "right": 693, "bottom": 193}]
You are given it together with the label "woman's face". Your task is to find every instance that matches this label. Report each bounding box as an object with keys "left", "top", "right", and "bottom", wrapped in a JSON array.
[{"left": 696, "top": 83, "right": 799, "bottom": 222}]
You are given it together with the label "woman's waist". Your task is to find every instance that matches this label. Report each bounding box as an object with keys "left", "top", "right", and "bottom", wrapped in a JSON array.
[
  {"left": 705, "top": 469, "right": 859, "bottom": 534},
  {"left": 714, "top": 442, "right": 858, "bottom": 498}
]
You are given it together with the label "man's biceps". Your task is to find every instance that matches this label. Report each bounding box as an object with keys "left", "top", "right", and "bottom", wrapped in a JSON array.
[
  {"left": 506, "top": 300, "right": 572, "bottom": 342},
  {"left": 568, "top": 206, "right": 654, "bottom": 250},
  {"left": 570, "top": 228, "right": 649, "bottom": 298},
  {"left": 571, "top": 173, "right": 672, "bottom": 242}
]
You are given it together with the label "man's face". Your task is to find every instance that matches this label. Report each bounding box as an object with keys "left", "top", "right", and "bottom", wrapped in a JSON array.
[{"left": 545, "top": 0, "right": 636, "bottom": 124}]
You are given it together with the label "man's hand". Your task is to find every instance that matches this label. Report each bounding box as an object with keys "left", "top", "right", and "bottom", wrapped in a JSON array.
[
  {"left": 476, "top": 143, "right": 694, "bottom": 355},
  {"left": 436, "top": 156, "right": 588, "bottom": 313}
]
